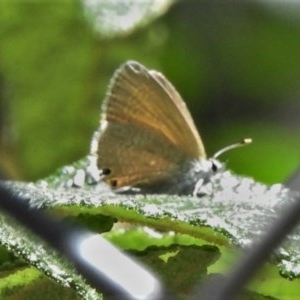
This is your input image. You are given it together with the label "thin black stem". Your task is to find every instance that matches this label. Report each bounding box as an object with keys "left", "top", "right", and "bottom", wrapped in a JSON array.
[
  {"left": 197, "top": 194, "right": 300, "bottom": 300},
  {"left": 0, "top": 183, "right": 169, "bottom": 300}
]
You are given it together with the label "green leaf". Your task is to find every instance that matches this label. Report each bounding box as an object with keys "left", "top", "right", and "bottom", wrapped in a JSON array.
[
  {"left": 131, "top": 244, "right": 220, "bottom": 297},
  {"left": 0, "top": 155, "right": 299, "bottom": 299}
]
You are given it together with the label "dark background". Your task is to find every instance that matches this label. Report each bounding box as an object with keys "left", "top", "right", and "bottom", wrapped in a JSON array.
[{"left": 1, "top": 1, "right": 300, "bottom": 185}]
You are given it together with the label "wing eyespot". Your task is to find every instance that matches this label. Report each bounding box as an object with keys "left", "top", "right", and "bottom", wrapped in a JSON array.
[
  {"left": 102, "top": 168, "right": 111, "bottom": 175},
  {"left": 110, "top": 179, "right": 118, "bottom": 187}
]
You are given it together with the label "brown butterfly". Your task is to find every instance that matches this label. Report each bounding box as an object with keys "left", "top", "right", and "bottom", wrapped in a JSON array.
[{"left": 91, "top": 61, "right": 250, "bottom": 195}]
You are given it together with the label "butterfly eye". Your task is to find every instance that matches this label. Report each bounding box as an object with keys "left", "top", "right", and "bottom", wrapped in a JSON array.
[
  {"left": 102, "top": 168, "right": 111, "bottom": 175},
  {"left": 211, "top": 162, "right": 218, "bottom": 172}
]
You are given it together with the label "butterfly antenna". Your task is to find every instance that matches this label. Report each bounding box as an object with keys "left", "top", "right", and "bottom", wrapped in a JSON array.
[{"left": 213, "top": 138, "right": 252, "bottom": 159}]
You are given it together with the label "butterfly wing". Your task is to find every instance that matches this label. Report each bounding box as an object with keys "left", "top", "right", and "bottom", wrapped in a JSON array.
[
  {"left": 148, "top": 69, "right": 206, "bottom": 156},
  {"left": 96, "top": 61, "right": 206, "bottom": 189}
]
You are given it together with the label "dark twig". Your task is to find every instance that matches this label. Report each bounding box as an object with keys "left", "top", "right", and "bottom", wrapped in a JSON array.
[
  {"left": 195, "top": 193, "right": 300, "bottom": 300},
  {"left": 0, "top": 183, "right": 168, "bottom": 300}
]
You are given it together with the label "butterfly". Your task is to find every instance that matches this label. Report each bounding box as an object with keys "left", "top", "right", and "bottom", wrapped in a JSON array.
[{"left": 91, "top": 61, "right": 250, "bottom": 195}]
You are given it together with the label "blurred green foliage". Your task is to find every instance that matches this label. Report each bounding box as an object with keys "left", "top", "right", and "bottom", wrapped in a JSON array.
[{"left": 0, "top": 0, "right": 300, "bottom": 186}]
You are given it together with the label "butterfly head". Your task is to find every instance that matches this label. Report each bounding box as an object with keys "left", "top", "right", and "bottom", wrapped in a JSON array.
[{"left": 191, "top": 139, "right": 252, "bottom": 196}]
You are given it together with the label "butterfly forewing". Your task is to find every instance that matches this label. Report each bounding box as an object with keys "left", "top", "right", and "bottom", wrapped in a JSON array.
[
  {"left": 97, "top": 61, "right": 206, "bottom": 189},
  {"left": 149, "top": 69, "right": 205, "bottom": 157}
]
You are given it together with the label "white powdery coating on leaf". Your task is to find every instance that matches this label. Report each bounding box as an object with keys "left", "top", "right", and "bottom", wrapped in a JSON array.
[
  {"left": 73, "top": 169, "right": 86, "bottom": 187},
  {"left": 1, "top": 168, "right": 299, "bottom": 278},
  {"left": 142, "top": 204, "right": 164, "bottom": 216}
]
